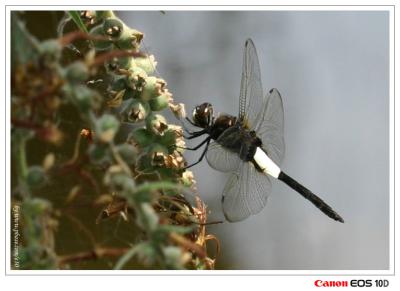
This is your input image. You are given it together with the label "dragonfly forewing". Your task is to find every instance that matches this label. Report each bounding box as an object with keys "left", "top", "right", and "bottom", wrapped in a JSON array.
[{"left": 239, "top": 39, "right": 264, "bottom": 129}]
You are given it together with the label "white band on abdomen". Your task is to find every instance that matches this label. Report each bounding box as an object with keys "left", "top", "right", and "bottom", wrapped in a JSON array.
[{"left": 253, "top": 147, "right": 281, "bottom": 178}]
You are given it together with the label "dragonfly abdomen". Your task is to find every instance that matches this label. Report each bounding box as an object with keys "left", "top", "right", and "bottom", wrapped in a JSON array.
[
  {"left": 252, "top": 148, "right": 344, "bottom": 222},
  {"left": 278, "top": 171, "right": 345, "bottom": 223}
]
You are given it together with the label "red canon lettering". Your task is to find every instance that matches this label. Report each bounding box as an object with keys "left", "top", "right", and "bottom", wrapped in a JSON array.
[{"left": 314, "top": 280, "right": 348, "bottom": 287}]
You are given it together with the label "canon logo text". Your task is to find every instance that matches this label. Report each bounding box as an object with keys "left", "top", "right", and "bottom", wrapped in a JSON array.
[{"left": 314, "top": 280, "right": 348, "bottom": 287}]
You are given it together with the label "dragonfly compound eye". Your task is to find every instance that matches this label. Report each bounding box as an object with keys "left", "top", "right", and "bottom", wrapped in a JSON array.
[
  {"left": 192, "top": 106, "right": 199, "bottom": 119},
  {"left": 193, "top": 103, "right": 213, "bottom": 128}
]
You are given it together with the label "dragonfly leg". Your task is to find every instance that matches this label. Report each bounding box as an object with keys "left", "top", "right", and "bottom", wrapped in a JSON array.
[
  {"left": 178, "top": 117, "right": 197, "bottom": 135},
  {"left": 184, "top": 138, "right": 211, "bottom": 169},
  {"left": 185, "top": 131, "right": 208, "bottom": 140},
  {"left": 178, "top": 116, "right": 201, "bottom": 134},
  {"left": 185, "top": 117, "right": 198, "bottom": 127},
  {"left": 177, "top": 117, "right": 207, "bottom": 138},
  {"left": 178, "top": 137, "right": 210, "bottom": 151}
]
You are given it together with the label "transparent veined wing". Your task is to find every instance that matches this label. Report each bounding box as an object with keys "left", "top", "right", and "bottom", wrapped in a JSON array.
[
  {"left": 239, "top": 39, "right": 264, "bottom": 129},
  {"left": 256, "top": 88, "right": 285, "bottom": 166},
  {"left": 222, "top": 159, "right": 272, "bottom": 222},
  {"left": 205, "top": 142, "right": 240, "bottom": 173},
  {"left": 206, "top": 127, "right": 241, "bottom": 172}
]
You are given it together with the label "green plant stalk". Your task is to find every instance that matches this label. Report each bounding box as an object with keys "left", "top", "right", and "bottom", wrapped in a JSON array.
[
  {"left": 110, "top": 142, "right": 132, "bottom": 176},
  {"left": 16, "top": 138, "right": 29, "bottom": 188}
]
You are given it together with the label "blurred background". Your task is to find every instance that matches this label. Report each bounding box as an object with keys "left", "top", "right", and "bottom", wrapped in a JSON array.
[{"left": 119, "top": 10, "right": 390, "bottom": 270}]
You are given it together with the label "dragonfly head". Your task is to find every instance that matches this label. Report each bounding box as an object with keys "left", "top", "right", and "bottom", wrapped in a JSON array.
[{"left": 192, "top": 103, "right": 214, "bottom": 128}]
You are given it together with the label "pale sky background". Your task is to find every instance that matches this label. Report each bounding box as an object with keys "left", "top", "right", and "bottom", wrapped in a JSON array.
[{"left": 120, "top": 11, "right": 390, "bottom": 270}]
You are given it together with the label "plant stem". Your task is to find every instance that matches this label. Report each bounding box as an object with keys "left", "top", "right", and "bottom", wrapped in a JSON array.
[{"left": 18, "top": 138, "right": 28, "bottom": 180}]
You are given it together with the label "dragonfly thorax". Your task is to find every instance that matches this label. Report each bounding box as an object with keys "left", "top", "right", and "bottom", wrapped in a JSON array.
[{"left": 209, "top": 114, "right": 237, "bottom": 140}]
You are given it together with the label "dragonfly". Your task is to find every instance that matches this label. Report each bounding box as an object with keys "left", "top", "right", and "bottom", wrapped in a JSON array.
[{"left": 183, "top": 39, "right": 344, "bottom": 223}]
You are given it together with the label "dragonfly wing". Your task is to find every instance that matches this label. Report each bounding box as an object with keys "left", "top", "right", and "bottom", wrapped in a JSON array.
[
  {"left": 256, "top": 88, "right": 285, "bottom": 166},
  {"left": 239, "top": 39, "right": 264, "bottom": 128},
  {"left": 206, "top": 141, "right": 240, "bottom": 173},
  {"left": 222, "top": 160, "right": 272, "bottom": 222}
]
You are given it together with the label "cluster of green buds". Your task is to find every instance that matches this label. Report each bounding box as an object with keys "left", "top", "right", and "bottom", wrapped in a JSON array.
[
  {"left": 81, "top": 12, "right": 207, "bottom": 268},
  {"left": 79, "top": 11, "right": 192, "bottom": 184}
]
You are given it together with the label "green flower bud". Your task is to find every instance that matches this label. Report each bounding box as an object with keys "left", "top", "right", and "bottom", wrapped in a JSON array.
[
  {"left": 136, "top": 153, "right": 153, "bottom": 172},
  {"left": 116, "top": 56, "right": 132, "bottom": 70},
  {"left": 26, "top": 166, "right": 47, "bottom": 188},
  {"left": 163, "top": 246, "right": 187, "bottom": 269},
  {"left": 115, "top": 143, "right": 137, "bottom": 165},
  {"left": 67, "top": 85, "right": 101, "bottom": 113},
  {"left": 105, "top": 170, "right": 135, "bottom": 196},
  {"left": 110, "top": 77, "right": 136, "bottom": 100},
  {"left": 141, "top": 76, "right": 158, "bottom": 101},
  {"left": 88, "top": 143, "right": 111, "bottom": 164},
  {"left": 64, "top": 62, "right": 89, "bottom": 83},
  {"left": 103, "top": 18, "right": 124, "bottom": 39},
  {"left": 129, "top": 128, "right": 154, "bottom": 148},
  {"left": 159, "top": 129, "right": 178, "bottom": 149},
  {"left": 148, "top": 143, "right": 169, "bottom": 155},
  {"left": 146, "top": 114, "right": 168, "bottom": 135},
  {"left": 147, "top": 143, "right": 169, "bottom": 168},
  {"left": 95, "top": 114, "right": 120, "bottom": 143},
  {"left": 38, "top": 40, "right": 62, "bottom": 64},
  {"left": 148, "top": 93, "right": 171, "bottom": 111},
  {"left": 137, "top": 203, "right": 158, "bottom": 231},
  {"left": 111, "top": 76, "right": 128, "bottom": 92},
  {"left": 115, "top": 28, "right": 144, "bottom": 50},
  {"left": 134, "top": 55, "right": 157, "bottom": 75},
  {"left": 127, "top": 66, "right": 147, "bottom": 91},
  {"left": 125, "top": 99, "right": 150, "bottom": 123},
  {"left": 22, "top": 197, "right": 52, "bottom": 216}
]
